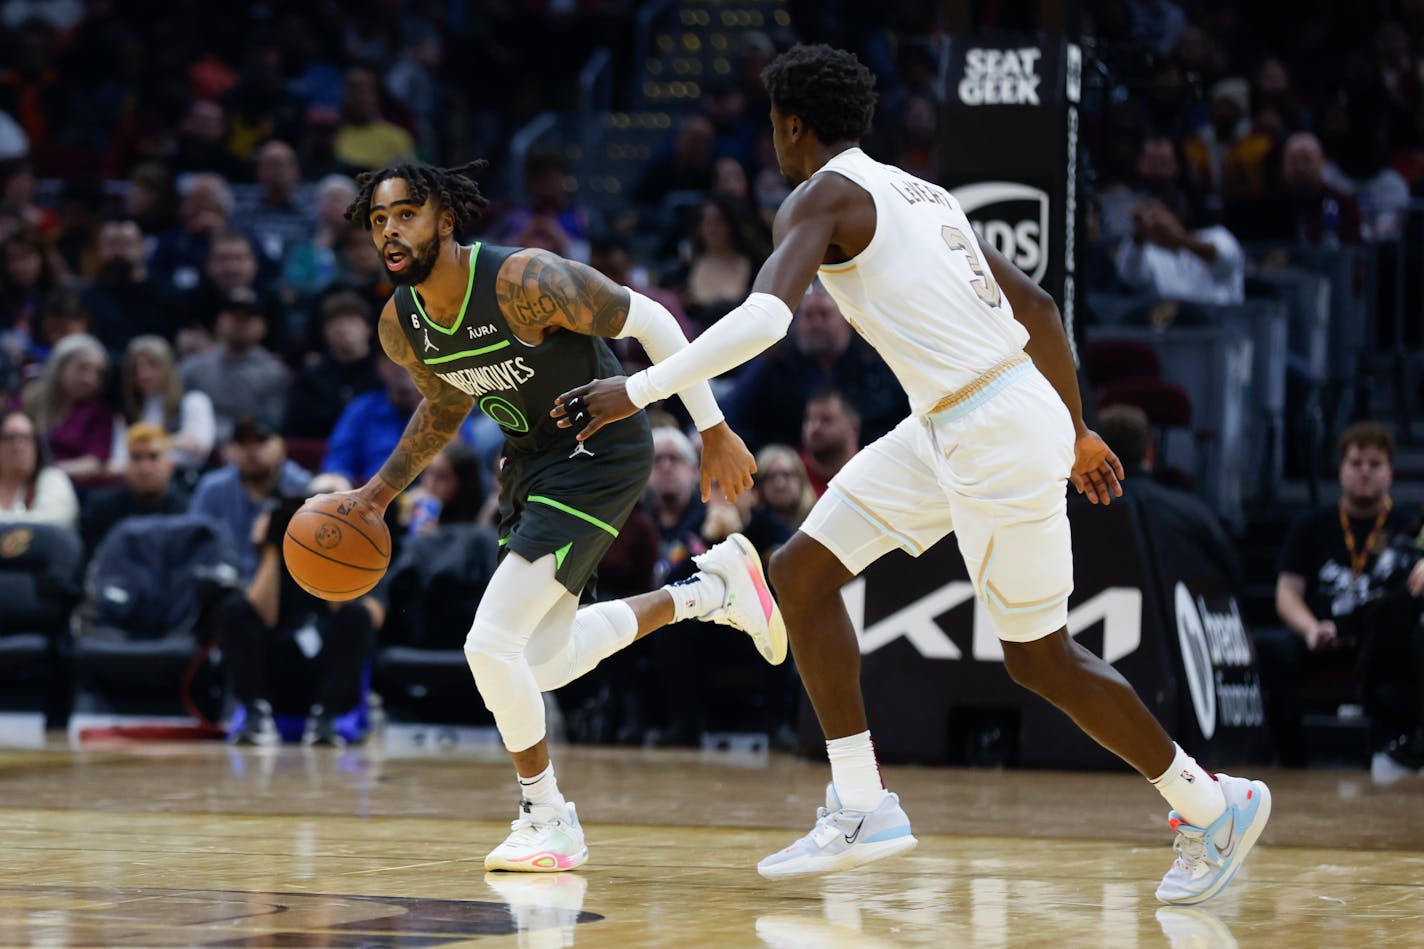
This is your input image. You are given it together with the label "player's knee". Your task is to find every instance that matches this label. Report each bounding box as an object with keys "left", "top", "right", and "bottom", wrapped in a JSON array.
[
  {"left": 768, "top": 535, "right": 826, "bottom": 604},
  {"left": 1001, "top": 632, "right": 1073, "bottom": 698},
  {"left": 464, "top": 619, "right": 522, "bottom": 666}
]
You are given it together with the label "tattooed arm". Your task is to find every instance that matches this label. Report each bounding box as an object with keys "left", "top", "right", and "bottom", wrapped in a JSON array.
[
  {"left": 494, "top": 248, "right": 630, "bottom": 341},
  {"left": 350, "top": 298, "right": 475, "bottom": 513}
]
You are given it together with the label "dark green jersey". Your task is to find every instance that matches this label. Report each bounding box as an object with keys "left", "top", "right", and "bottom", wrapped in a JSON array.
[{"left": 392, "top": 242, "right": 632, "bottom": 457}]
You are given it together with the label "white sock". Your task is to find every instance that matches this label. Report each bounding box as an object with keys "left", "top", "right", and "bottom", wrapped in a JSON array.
[
  {"left": 826, "top": 730, "right": 887, "bottom": 811},
  {"left": 517, "top": 762, "right": 566, "bottom": 810},
  {"left": 1150, "top": 743, "right": 1226, "bottom": 833},
  {"left": 663, "top": 571, "right": 726, "bottom": 622}
]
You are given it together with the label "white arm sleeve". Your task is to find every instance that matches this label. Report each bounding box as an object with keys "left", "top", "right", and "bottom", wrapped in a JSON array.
[
  {"left": 616, "top": 290, "right": 724, "bottom": 431},
  {"left": 623, "top": 292, "right": 793, "bottom": 409}
]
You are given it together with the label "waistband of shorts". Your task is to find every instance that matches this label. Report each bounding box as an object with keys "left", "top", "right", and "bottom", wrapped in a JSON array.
[{"left": 926, "top": 351, "right": 1032, "bottom": 422}]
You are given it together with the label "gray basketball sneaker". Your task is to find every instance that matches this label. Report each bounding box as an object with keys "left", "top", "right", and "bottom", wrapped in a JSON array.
[
  {"left": 757, "top": 784, "right": 918, "bottom": 878},
  {"left": 1156, "top": 773, "right": 1272, "bottom": 904}
]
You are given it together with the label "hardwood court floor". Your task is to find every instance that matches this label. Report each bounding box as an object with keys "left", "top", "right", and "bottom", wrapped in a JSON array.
[{"left": 2, "top": 739, "right": 1423, "bottom": 947}]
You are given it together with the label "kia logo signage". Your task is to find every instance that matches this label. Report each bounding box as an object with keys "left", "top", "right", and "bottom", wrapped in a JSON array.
[{"left": 952, "top": 181, "right": 1050, "bottom": 284}]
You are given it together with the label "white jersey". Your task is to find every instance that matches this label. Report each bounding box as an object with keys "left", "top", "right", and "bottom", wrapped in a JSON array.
[{"left": 812, "top": 148, "right": 1030, "bottom": 415}]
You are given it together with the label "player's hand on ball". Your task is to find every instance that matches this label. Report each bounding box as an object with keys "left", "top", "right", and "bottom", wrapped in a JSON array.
[
  {"left": 551, "top": 377, "right": 637, "bottom": 441},
  {"left": 1070, "top": 430, "right": 1125, "bottom": 505}
]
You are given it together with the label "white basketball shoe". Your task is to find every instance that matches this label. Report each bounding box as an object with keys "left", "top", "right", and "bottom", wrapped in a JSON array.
[
  {"left": 692, "top": 532, "right": 788, "bottom": 665},
  {"left": 484, "top": 799, "right": 589, "bottom": 872},
  {"left": 758, "top": 784, "right": 918, "bottom": 878},
  {"left": 1156, "top": 773, "right": 1271, "bottom": 904}
]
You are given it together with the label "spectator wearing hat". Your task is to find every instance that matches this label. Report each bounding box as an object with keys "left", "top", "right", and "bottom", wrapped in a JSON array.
[
  {"left": 188, "top": 415, "right": 314, "bottom": 581},
  {"left": 178, "top": 287, "right": 290, "bottom": 443},
  {"left": 284, "top": 290, "right": 379, "bottom": 439},
  {"left": 81, "top": 422, "right": 189, "bottom": 552}
]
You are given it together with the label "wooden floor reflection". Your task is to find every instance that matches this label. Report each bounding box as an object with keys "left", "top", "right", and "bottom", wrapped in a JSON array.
[{"left": 2, "top": 740, "right": 1422, "bottom": 947}]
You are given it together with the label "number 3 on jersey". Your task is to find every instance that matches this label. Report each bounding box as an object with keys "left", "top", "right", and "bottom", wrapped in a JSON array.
[{"left": 942, "top": 225, "right": 1002, "bottom": 308}]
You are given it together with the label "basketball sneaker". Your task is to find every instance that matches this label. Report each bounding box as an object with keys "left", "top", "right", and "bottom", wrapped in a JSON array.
[
  {"left": 485, "top": 800, "right": 589, "bottom": 872},
  {"left": 1155, "top": 773, "right": 1272, "bottom": 905},
  {"left": 757, "top": 784, "right": 918, "bottom": 879},
  {"left": 693, "top": 532, "right": 788, "bottom": 665}
]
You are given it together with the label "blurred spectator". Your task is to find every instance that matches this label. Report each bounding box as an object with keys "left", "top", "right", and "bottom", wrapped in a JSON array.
[
  {"left": 752, "top": 130, "right": 791, "bottom": 216},
  {"left": 753, "top": 443, "right": 817, "bottom": 532},
  {"left": 702, "top": 77, "right": 758, "bottom": 171},
  {"left": 180, "top": 231, "right": 282, "bottom": 338},
  {"left": 234, "top": 140, "right": 314, "bottom": 265},
  {"left": 170, "top": 100, "right": 244, "bottom": 180},
  {"left": 1231, "top": 132, "right": 1363, "bottom": 245},
  {"left": 23, "top": 333, "right": 117, "bottom": 479},
  {"left": 334, "top": 65, "right": 416, "bottom": 171},
  {"left": 402, "top": 441, "right": 490, "bottom": 536},
  {"left": 32, "top": 285, "right": 92, "bottom": 359},
  {"left": 1098, "top": 405, "right": 1240, "bottom": 586},
  {"left": 799, "top": 388, "right": 861, "bottom": 496},
  {"left": 648, "top": 426, "right": 710, "bottom": 586},
  {"left": 48, "top": 182, "right": 100, "bottom": 280},
  {"left": 1320, "top": 102, "right": 1412, "bottom": 240},
  {"left": 675, "top": 196, "right": 765, "bottom": 328},
  {"left": 83, "top": 220, "right": 171, "bottom": 352},
  {"left": 496, "top": 149, "right": 591, "bottom": 262},
  {"left": 0, "top": 157, "right": 59, "bottom": 242},
  {"left": 724, "top": 286, "right": 906, "bottom": 451},
  {"left": 222, "top": 37, "right": 307, "bottom": 165},
  {"left": 320, "top": 353, "right": 477, "bottom": 485},
  {"left": 221, "top": 479, "right": 381, "bottom": 747},
  {"left": 636, "top": 114, "right": 715, "bottom": 208},
  {"left": 188, "top": 415, "right": 312, "bottom": 581},
  {"left": 0, "top": 228, "right": 56, "bottom": 365},
  {"left": 1262, "top": 422, "right": 1421, "bottom": 766},
  {"left": 1113, "top": 199, "right": 1245, "bottom": 304},
  {"left": 283, "top": 289, "right": 379, "bottom": 439},
  {"left": 1183, "top": 78, "right": 1276, "bottom": 201},
  {"left": 148, "top": 173, "right": 235, "bottom": 294},
  {"left": 125, "top": 163, "right": 179, "bottom": 236},
  {"left": 1251, "top": 56, "right": 1309, "bottom": 138},
  {"left": 81, "top": 422, "right": 189, "bottom": 551},
  {"left": 179, "top": 288, "right": 290, "bottom": 442},
  {"left": 1098, "top": 135, "right": 1194, "bottom": 246},
  {"left": 711, "top": 156, "right": 751, "bottom": 204},
  {"left": 0, "top": 408, "right": 77, "bottom": 528},
  {"left": 588, "top": 233, "right": 694, "bottom": 371},
  {"left": 281, "top": 175, "right": 358, "bottom": 300},
  {"left": 385, "top": 19, "right": 445, "bottom": 154},
  {"left": 114, "top": 335, "right": 216, "bottom": 473}
]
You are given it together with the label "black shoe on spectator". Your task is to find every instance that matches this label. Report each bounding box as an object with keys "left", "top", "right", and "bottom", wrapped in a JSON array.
[
  {"left": 302, "top": 706, "right": 345, "bottom": 747},
  {"left": 233, "top": 700, "right": 279, "bottom": 746}
]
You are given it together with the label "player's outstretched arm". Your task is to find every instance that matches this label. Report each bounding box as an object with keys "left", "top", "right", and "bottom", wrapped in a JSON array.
[
  {"left": 353, "top": 299, "right": 475, "bottom": 514},
  {"left": 982, "top": 244, "right": 1123, "bottom": 505},
  {"left": 550, "top": 179, "right": 846, "bottom": 442}
]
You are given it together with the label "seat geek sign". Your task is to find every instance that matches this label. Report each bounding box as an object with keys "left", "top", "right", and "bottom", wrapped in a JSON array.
[{"left": 957, "top": 47, "right": 1043, "bottom": 106}]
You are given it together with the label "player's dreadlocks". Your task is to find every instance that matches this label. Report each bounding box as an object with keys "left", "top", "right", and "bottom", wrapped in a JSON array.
[
  {"left": 345, "top": 160, "right": 491, "bottom": 230},
  {"left": 761, "top": 44, "right": 877, "bottom": 145}
]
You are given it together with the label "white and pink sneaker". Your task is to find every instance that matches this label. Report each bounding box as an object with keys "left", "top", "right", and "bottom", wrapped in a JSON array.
[
  {"left": 694, "top": 533, "right": 788, "bottom": 665},
  {"left": 484, "top": 800, "right": 589, "bottom": 872}
]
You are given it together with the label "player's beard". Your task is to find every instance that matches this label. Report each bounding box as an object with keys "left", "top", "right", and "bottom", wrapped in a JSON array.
[{"left": 385, "top": 234, "right": 441, "bottom": 286}]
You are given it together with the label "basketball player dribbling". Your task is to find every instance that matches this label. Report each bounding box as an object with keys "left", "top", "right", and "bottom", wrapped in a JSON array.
[
  {"left": 554, "top": 44, "right": 1271, "bottom": 904},
  {"left": 329, "top": 161, "right": 786, "bottom": 872}
]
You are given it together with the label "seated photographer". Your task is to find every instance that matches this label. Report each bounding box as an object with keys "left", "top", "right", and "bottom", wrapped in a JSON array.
[
  {"left": 222, "top": 478, "right": 383, "bottom": 747},
  {"left": 1260, "top": 422, "right": 1424, "bottom": 767}
]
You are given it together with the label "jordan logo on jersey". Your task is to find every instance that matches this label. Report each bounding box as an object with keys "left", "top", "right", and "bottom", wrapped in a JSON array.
[
  {"left": 423, "top": 329, "right": 437, "bottom": 352},
  {"left": 568, "top": 441, "right": 595, "bottom": 459}
]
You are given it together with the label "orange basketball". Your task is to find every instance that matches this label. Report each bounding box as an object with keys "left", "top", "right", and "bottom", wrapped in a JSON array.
[{"left": 283, "top": 494, "right": 391, "bottom": 601}]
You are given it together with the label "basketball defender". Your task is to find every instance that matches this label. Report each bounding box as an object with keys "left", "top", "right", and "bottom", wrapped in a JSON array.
[
  {"left": 554, "top": 45, "right": 1271, "bottom": 904},
  {"left": 334, "top": 161, "right": 786, "bottom": 871}
]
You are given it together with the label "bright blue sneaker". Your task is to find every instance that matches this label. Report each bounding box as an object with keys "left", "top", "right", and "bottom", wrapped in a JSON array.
[
  {"left": 1155, "top": 773, "right": 1272, "bottom": 905},
  {"left": 757, "top": 784, "right": 917, "bottom": 879}
]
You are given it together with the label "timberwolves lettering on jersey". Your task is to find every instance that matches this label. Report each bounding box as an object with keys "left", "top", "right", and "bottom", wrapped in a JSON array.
[{"left": 394, "top": 242, "right": 632, "bottom": 456}]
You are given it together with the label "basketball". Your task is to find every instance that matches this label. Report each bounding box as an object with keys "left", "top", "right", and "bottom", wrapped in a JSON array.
[{"left": 282, "top": 494, "right": 391, "bottom": 601}]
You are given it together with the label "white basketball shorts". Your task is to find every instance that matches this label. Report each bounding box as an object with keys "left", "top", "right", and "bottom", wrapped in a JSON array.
[{"left": 801, "top": 361, "right": 1076, "bottom": 642}]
